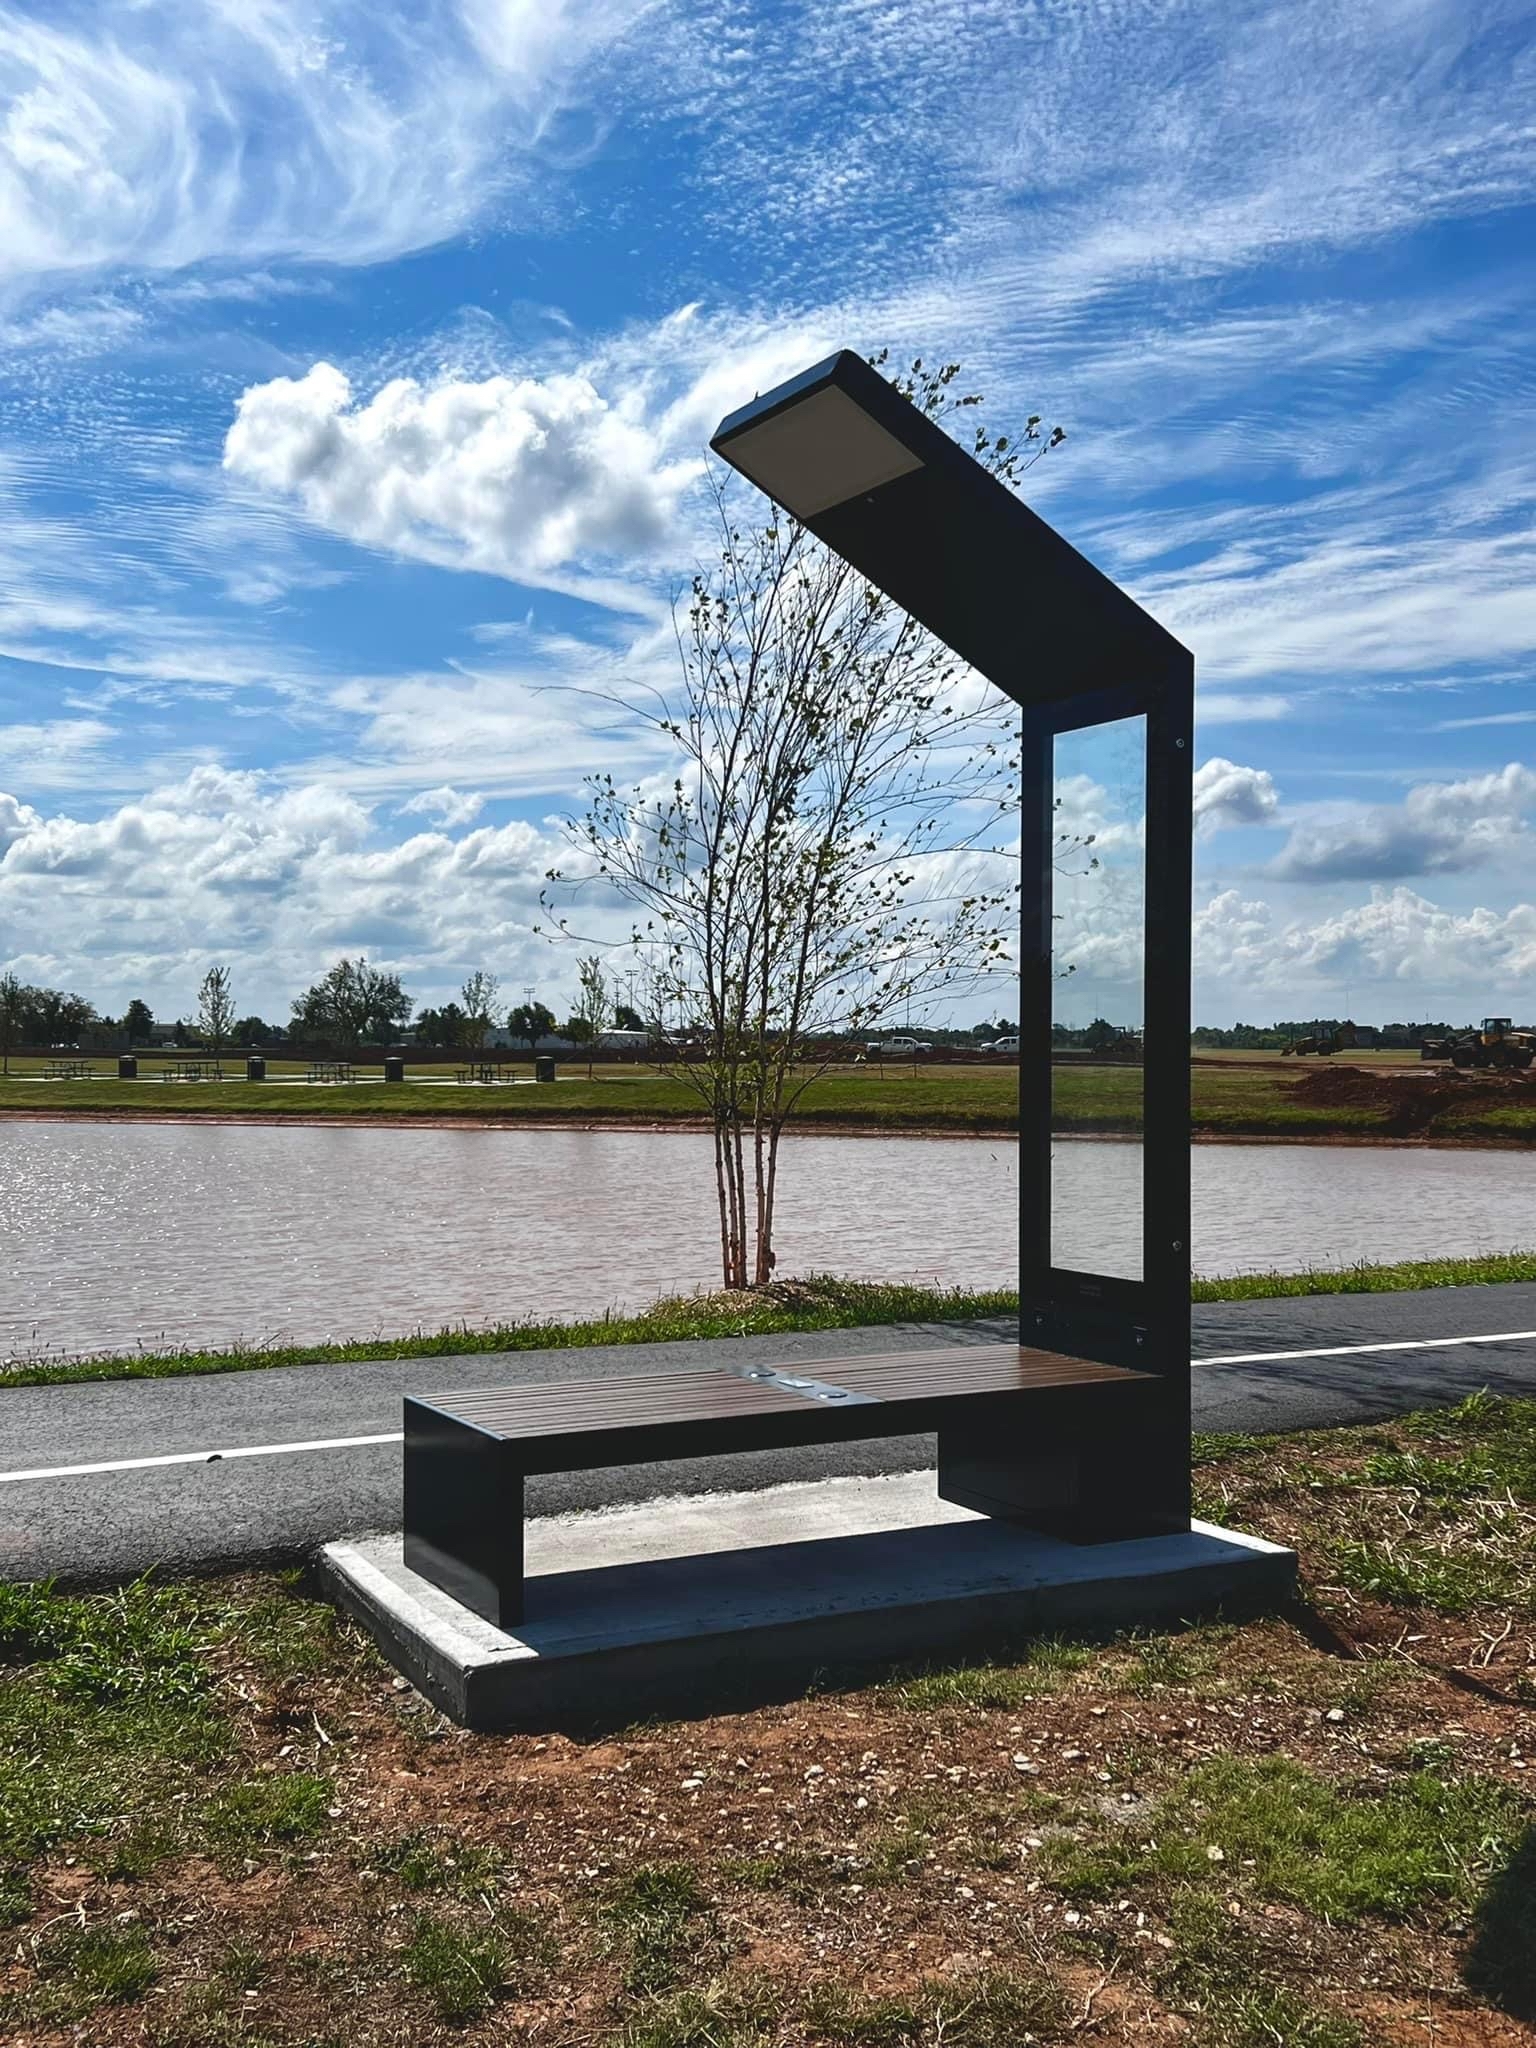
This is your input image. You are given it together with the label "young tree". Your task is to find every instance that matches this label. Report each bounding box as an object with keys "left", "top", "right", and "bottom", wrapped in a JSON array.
[
  {"left": 0, "top": 972, "right": 23, "bottom": 1075},
  {"left": 459, "top": 970, "right": 501, "bottom": 1062},
  {"left": 291, "top": 957, "right": 412, "bottom": 1051},
  {"left": 573, "top": 954, "right": 611, "bottom": 1077},
  {"left": 507, "top": 999, "right": 555, "bottom": 1054},
  {"left": 546, "top": 358, "right": 1059, "bottom": 1289},
  {"left": 123, "top": 998, "right": 154, "bottom": 1044},
  {"left": 197, "top": 966, "right": 236, "bottom": 1071}
]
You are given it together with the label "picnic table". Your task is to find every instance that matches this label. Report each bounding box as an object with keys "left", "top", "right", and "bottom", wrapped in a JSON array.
[
  {"left": 307, "top": 1060, "right": 354, "bottom": 1084},
  {"left": 454, "top": 1061, "right": 515, "bottom": 1083},
  {"left": 160, "top": 1059, "right": 221, "bottom": 1081},
  {"left": 42, "top": 1057, "right": 96, "bottom": 1080}
]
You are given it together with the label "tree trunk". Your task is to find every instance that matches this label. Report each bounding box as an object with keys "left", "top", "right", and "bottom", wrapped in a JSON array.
[{"left": 753, "top": 1117, "right": 784, "bottom": 1288}]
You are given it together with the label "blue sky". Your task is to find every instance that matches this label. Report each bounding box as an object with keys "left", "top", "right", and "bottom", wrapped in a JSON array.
[{"left": 1, "top": 0, "right": 1534, "bottom": 1027}]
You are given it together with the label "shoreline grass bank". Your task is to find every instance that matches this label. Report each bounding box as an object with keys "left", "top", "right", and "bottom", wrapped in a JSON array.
[
  {"left": 0, "top": 1391, "right": 1531, "bottom": 2043},
  {"left": 6, "top": 1254, "right": 1536, "bottom": 1389},
  {"left": 6, "top": 1054, "right": 1536, "bottom": 1143}
]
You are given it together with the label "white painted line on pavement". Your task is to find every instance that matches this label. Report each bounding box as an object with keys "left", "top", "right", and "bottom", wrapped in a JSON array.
[
  {"left": 1200, "top": 1328, "right": 1536, "bottom": 1367},
  {"left": 0, "top": 1432, "right": 402, "bottom": 1485},
  {"left": 2, "top": 1326, "right": 1535, "bottom": 1485}
]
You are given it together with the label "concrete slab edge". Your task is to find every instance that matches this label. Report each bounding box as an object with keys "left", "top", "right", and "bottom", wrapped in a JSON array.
[{"left": 320, "top": 1511, "right": 1297, "bottom": 1733}]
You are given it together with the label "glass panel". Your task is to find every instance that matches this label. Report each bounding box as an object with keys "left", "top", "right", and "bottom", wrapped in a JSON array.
[{"left": 1049, "top": 715, "right": 1147, "bottom": 1280}]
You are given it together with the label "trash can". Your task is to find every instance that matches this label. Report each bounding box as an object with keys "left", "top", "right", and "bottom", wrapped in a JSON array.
[
  {"left": 118, "top": 1054, "right": 137, "bottom": 1080},
  {"left": 535, "top": 1055, "right": 556, "bottom": 1083},
  {"left": 246, "top": 1054, "right": 266, "bottom": 1081},
  {"left": 384, "top": 1055, "right": 405, "bottom": 1083}
]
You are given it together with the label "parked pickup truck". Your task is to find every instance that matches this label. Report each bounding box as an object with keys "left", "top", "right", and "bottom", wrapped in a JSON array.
[{"left": 865, "top": 1036, "right": 933, "bottom": 1054}]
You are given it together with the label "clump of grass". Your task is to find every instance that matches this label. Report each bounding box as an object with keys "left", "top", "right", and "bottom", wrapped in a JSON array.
[
  {"left": 202, "top": 1772, "right": 333, "bottom": 1848},
  {"left": 1157, "top": 1890, "right": 1366, "bottom": 2046},
  {"left": 401, "top": 1913, "right": 512, "bottom": 2023},
  {"left": 372, "top": 1830, "right": 506, "bottom": 1897},
  {"left": 614, "top": 1972, "right": 783, "bottom": 2048},
  {"left": 883, "top": 1638, "right": 1093, "bottom": 1710},
  {"left": 34, "top": 1921, "right": 158, "bottom": 2006},
  {"left": 921, "top": 1968, "right": 1068, "bottom": 2047},
  {"left": 1043, "top": 1756, "right": 1523, "bottom": 1922},
  {"left": 802, "top": 1980, "right": 921, "bottom": 2042},
  {"left": 603, "top": 1862, "right": 711, "bottom": 1995}
]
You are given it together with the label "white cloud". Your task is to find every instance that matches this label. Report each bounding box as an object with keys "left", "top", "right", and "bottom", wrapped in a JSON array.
[
  {"left": 1196, "top": 884, "right": 1536, "bottom": 1009},
  {"left": 1197, "top": 693, "right": 1292, "bottom": 725},
  {"left": 1192, "top": 758, "right": 1279, "bottom": 833},
  {"left": 0, "top": 0, "right": 659, "bottom": 289},
  {"left": 0, "top": 717, "right": 115, "bottom": 790},
  {"left": 399, "top": 785, "right": 486, "bottom": 828},
  {"left": 0, "top": 765, "right": 588, "bottom": 1017},
  {"left": 1270, "top": 762, "right": 1536, "bottom": 883},
  {"left": 222, "top": 362, "right": 701, "bottom": 597}
]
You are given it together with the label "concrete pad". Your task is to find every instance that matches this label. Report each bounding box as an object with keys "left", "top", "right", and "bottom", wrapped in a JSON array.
[{"left": 320, "top": 1470, "right": 1297, "bottom": 1731}]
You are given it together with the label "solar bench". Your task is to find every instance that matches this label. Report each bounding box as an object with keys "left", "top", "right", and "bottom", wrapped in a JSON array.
[{"left": 403, "top": 1343, "right": 1170, "bottom": 1628}]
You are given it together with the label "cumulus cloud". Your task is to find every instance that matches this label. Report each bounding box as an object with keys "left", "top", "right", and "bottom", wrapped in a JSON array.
[
  {"left": 1192, "top": 757, "right": 1279, "bottom": 833},
  {"left": 1270, "top": 762, "right": 1536, "bottom": 883},
  {"left": 222, "top": 362, "right": 700, "bottom": 595},
  {"left": 1196, "top": 884, "right": 1536, "bottom": 1003},
  {"left": 0, "top": 767, "right": 589, "bottom": 1018},
  {"left": 399, "top": 785, "right": 486, "bottom": 828}
]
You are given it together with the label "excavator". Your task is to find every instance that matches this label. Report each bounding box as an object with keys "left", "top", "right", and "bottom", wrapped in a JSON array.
[
  {"left": 1421, "top": 1017, "right": 1536, "bottom": 1071},
  {"left": 1282, "top": 1021, "right": 1357, "bottom": 1056}
]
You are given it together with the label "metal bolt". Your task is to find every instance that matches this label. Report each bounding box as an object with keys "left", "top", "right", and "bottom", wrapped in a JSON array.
[{"left": 1175, "top": 737, "right": 1187, "bottom": 749}]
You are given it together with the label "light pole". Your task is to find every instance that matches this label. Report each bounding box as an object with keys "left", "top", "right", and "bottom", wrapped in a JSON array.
[{"left": 712, "top": 351, "right": 1194, "bottom": 1541}]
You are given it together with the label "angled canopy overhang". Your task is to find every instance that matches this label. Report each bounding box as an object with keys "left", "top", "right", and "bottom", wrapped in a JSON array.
[{"left": 710, "top": 349, "right": 1190, "bottom": 706}]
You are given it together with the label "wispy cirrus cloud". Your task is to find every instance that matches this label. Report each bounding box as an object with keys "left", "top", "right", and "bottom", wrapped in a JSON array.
[{"left": 0, "top": 0, "right": 658, "bottom": 292}]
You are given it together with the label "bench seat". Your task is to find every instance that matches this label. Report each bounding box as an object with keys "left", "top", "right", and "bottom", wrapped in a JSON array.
[{"left": 404, "top": 1343, "right": 1178, "bottom": 1627}]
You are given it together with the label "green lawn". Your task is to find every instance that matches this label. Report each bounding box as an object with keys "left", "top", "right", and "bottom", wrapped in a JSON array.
[{"left": 9, "top": 1056, "right": 1535, "bottom": 1139}]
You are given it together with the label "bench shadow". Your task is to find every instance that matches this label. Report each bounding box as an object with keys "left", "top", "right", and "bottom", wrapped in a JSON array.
[{"left": 1463, "top": 1821, "right": 1536, "bottom": 2023}]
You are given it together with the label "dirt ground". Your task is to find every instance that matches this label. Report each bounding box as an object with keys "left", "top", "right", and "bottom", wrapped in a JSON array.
[{"left": 1, "top": 1399, "right": 1534, "bottom": 2046}]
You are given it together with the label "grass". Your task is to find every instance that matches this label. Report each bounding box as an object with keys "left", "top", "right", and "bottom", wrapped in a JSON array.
[
  {"left": 1040, "top": 1754, "right": 1523, "bottom": 1918},
  {"left": 12, "top": 1049, "right": 1536, "bottom": 1143},
  {"left": 7, "top": 1248, "right": 1536, "bottom": 1388},
  {"left": 0, "top": 1391, "right": 1534, "bottom": 2039}
]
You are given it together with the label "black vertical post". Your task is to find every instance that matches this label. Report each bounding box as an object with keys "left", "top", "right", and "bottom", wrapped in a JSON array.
[{"left": 1018, "top": 708, "right": 1054, "bottom": 1286}]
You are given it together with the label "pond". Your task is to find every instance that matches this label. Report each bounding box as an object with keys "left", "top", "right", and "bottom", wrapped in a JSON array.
[{"left": 4, "top": 1121, "right": 1533, "bottom": 1357}]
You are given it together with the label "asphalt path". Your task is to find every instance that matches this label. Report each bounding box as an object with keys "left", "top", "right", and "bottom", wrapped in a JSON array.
[{"left": 3, "top": 1284, "right": 1536, "bottom": 1585}]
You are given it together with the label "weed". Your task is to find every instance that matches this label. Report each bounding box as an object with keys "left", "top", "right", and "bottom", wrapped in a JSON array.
[
  {"left": 401, "top": 1912, "right": 511, "bottom": 2023},
  {"left": 36, "top": 1920, "right": 158, "bottom": 2005},
  {"left": 202, "top": 1771, "right": 333, "bottom": 1847},
  {"left": 604, "top": 1861, "right": 711, "bottom": 1994}
]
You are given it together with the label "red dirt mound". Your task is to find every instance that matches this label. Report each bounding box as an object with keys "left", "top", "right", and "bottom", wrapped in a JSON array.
[{"left": 1288, "top": 1061, "right": 1536, "bottom": 1134}]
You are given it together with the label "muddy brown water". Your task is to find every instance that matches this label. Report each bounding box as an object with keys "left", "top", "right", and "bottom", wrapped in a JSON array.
[{"left": 5, "top": 1121, "right": 1536, "bottom": 1358}]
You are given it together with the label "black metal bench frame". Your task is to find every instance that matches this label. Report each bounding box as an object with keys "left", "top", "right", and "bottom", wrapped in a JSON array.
[{"left": 404, "top": 1343, "right": 1181, "bottom": 1628}]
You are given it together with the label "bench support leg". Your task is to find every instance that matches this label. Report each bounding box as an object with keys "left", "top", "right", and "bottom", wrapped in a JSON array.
[
  {"left": 936, "top": 1387, "right": 1188, "bottom": 1544},
  {"left": 403, "top": 1402, "right": 525, "bottom": 1629}
]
